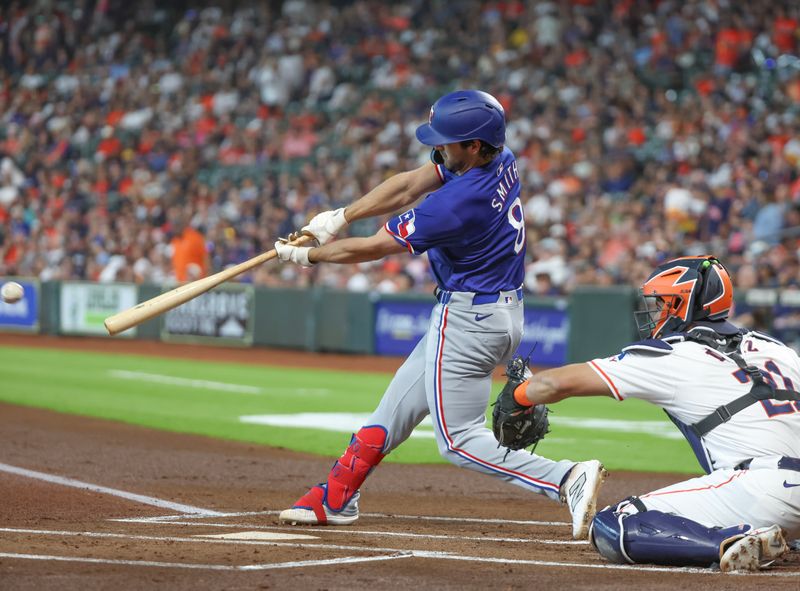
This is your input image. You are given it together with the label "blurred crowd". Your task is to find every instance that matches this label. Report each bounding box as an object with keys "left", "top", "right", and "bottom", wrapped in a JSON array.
[{"left": 0, "top": 0, "right": 799, "bottom": 303}]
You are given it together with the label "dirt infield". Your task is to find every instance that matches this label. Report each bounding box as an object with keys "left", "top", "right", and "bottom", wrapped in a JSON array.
[{"left": 0, "top": 334, "right": 797, "bottom": 589}]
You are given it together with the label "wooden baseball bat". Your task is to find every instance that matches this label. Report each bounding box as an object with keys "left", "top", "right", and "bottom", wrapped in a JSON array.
[{"left": 104, "top": 235, "right": 314, "bottom": 336}]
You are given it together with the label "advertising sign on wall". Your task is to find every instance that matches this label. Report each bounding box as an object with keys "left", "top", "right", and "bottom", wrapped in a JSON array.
[
  {"left": 374, "top": 297, "right": 569, "bottom": 366},
  {"left": 162, "top": 285, "right": 254, "bottom": 345},
  {"left": 0, "top": 278, "right": 39, "bottom": 332},
  {"left": 60, "top": 282, "right": 138, "bottom": 337},
  {"left": 374, "top": 299, "right": 434, "bottom": 356},
  {"left": 515, "top": 307, "right": 569, "bottom": 367}
]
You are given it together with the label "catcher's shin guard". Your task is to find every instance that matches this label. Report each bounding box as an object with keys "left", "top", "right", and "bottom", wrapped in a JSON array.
[
  {"left": 325, "top": 425, "right": 387, "bottom": 511},
  {"left": 591, "top": 505, "right": 751, "bottom": 567}
]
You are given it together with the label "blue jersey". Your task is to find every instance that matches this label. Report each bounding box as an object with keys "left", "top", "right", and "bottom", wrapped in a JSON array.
[{"left": 384, "top": 147, "right": 525, "bottom": 293}]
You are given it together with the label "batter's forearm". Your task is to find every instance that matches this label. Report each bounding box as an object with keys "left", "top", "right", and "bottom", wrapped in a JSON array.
[{"left": 309, "top": 236, "right": 397, "bottom": 264}]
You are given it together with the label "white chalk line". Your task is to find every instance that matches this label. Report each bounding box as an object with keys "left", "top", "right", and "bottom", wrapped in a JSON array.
[
  {"left": 238, "top": 553, "right": 410, "bottom": 570},
  {"left": 0, "top": 551, "right": 409, "bottom": 571},
  {"left": 409, "top": 551, "right": 793, "bottom": 577},
  {"left": 0, "top": 552, "right": 237, "bottom": 571},
  {"left": 2, "top": 528, "right": 793, "bottom": 576},
  {"left": 114, "top": 511, "right": 570, "bottom": 527},
  {"left": 108, "top": 369, "right": 329, "bottom": 396},
  {"left": 112, "top": 519, "right": 587, "bottom": 545},
  {"left": 0, "top": 462, "right": 224, "bottom": 517},
  {"left": 112, "top": 513, "right": 244, "bottom": 523},
  {"left": 362, "top": 512, "right": 569, "bottom": 526},
  {"left": 0, "top": 527, "right": 422, "bottom": 554}
]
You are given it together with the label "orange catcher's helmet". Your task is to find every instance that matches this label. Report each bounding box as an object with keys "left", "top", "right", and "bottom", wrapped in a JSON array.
[{"left": 635, "top": 256, "right": 734, "bottom": 339}]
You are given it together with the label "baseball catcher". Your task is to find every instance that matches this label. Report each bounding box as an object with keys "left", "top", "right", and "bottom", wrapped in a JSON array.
[{"left": 492, "top": 356, "right": 550, "bottom": 455}]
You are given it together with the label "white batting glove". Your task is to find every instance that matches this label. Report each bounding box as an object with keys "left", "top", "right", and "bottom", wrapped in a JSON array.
[
  {"left": 274, "top": 240, "right": 314, "bottom": 267},
  {"left": 291, "top": 207, "right": 347, "bottom": 245}
]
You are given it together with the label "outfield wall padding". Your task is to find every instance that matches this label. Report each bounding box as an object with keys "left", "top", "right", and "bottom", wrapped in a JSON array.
[
  {"left": 252, "top": 287, "right": 314, "bottom": 350},
  {"left": 567, "top": 285, "right": 638, "bottom": 363}
]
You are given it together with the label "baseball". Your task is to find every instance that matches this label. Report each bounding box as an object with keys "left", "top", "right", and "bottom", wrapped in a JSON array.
[{"left": 1, "top": 281, "right": 24, "bottom": 304}]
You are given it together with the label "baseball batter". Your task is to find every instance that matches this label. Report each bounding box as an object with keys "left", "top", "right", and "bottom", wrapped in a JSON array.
[
  {"left": 504, "top": 256, "right": 799, "bottom": 571},
  {"left": 274, "top": 89, "right": 605, "bottom": 539}
]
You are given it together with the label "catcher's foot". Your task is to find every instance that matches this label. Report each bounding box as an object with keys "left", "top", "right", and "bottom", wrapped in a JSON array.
[
  {"left": 279, "top": 484, "right": 360, "bottom": 526},
  {"left": 561, "top": 460, "right": 607, "bottom": 540},
  {"left": 720, "top": 524, "right": 788, "bottom": 573}
]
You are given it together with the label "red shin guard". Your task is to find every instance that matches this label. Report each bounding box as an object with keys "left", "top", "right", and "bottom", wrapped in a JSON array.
[{"left": 325, "top": 425, "right": 387, "bottom": 511}]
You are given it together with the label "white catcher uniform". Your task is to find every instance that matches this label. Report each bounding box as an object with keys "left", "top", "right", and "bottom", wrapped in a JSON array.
[{"left": 589, "top": 326, "right": 800, "bottom": 538}]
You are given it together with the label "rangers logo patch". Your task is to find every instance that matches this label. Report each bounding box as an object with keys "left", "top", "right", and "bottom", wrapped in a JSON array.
[{"left": 398, "top": 209, "right": 417, "bottom": 238}]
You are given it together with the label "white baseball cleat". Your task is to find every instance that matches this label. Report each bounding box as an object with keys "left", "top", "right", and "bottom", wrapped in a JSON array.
[
  {"left": 720, "top": 524, "right": 788, "bottom": 573},
  {"left": 279, "top": 485, "right": 360, "bottom": 526},
  {"left": 561, "top": 460, "right": 608, "bottom": 540}
]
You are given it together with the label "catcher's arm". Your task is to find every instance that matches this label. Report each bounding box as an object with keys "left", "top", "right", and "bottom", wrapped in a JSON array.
[
  {"left": 518, "top": 363, "right": 615, "bottom": 405},
  {"left": 492, "top": 361, "right": 613, "bottom": 456}
]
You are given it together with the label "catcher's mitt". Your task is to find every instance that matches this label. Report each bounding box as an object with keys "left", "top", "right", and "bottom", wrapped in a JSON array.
[{"left": 492, "top": 356, "right": 550, "bottom": 457}]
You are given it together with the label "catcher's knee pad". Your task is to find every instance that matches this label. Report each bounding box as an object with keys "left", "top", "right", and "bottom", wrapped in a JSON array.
[
  {"left": 591, "top": 501, "right": 750, "bottom": 567},
  {"left": 326, "top": 425, "right": 387, "bottom": 511}
]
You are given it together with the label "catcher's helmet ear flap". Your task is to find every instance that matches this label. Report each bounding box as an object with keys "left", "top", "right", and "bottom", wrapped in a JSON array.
[
  {"left": 415, "top": 89, "right": 506, "bottom": 148},
  {"left": 695, "top": 257, "right": 733, "bottom": 321},
  {"left": 634, "top": 256, "right": 733, "bottom": 339}
]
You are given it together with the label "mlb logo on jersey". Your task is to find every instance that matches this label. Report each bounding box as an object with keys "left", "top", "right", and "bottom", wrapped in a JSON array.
[{"left": 398, "top": 210, "right": 417, "bottom": 238}]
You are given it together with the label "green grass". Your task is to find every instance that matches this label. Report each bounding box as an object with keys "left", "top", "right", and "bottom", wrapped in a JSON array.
[{"left": 0, "top": 345, "right": 700, "bottom": 473}]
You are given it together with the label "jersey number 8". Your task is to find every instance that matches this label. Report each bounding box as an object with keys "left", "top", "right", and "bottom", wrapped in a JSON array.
[{"left": 507, "top": 197, "right": 525, "bottom": 255}]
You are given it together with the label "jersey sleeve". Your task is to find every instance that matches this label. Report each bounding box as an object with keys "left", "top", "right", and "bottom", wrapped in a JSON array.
[
  {"left": 384, "top": 186, "right": 466, "bottom": 254},
  {"left": 434, "top": 162, "right": 456, "bottom": 184},
  {"left": 587, "top": 350, "right": 677, "bottom": 405},
  {"left": 429, "top": 149, "right": 456, "bottom": 184}
]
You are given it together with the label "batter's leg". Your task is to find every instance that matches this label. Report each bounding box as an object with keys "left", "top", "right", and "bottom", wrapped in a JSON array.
[
  {"left": 280, "top": 335, "right": 430, "bottom": 525},
  {"left": 365, "top": 334, "right": 431, "bottom": 451},
  {"left": 425, "top": 304, "right": 574, "bottom": 502}
]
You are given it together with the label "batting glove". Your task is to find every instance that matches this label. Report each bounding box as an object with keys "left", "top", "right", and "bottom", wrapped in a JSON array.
[
  {"left": 274, "top": 239, "right": 314, "bottom": 267},
  {"left": 290, "top": 208, "right": 347, "bottom": 245}
]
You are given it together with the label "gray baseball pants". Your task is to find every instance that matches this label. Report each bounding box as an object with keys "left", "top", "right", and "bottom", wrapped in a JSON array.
[{"left": 365, "top": 289, "right": 574, "bottom": 501}]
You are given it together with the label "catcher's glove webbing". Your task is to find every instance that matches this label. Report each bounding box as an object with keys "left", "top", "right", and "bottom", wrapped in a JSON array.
[{"left": 492, "top": 357, "right": 550, "bottom": 459}]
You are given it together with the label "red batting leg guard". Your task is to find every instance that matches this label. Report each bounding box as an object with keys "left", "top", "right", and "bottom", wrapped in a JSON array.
[{"left": 325, "top": 425, "right": 387, "bottom": 511}]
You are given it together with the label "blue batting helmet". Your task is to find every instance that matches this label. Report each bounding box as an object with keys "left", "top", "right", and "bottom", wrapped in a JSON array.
[{"left": 415, "top": 90, "right": 506, "bottom": 148}]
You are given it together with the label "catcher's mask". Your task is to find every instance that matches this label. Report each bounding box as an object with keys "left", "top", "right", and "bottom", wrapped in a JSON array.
[{"left": 635, "top": 255, "right": 734, "bottom": 339}]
